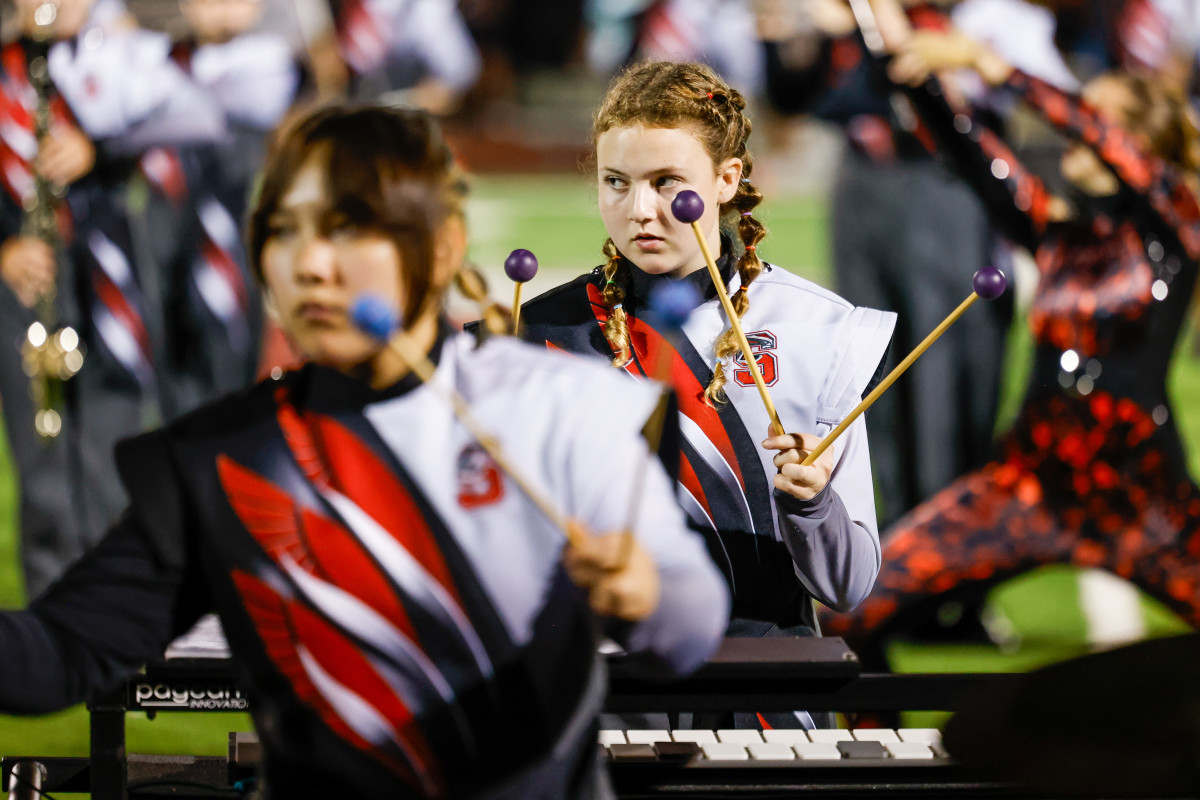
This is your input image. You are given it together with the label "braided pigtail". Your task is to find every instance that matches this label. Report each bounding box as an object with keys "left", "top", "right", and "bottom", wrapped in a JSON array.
[
  {"left": 454, "top": 265, "right": 511, "bottom": 340},
  {"left": 600, "top": 237, "right": 633, "bottom": 366},
  {"left": 703, "top": 92, "right": 768, "bottom": 406}
]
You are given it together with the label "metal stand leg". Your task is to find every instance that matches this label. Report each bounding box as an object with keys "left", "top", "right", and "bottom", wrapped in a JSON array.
[
  {"left": 6, "top": 760, "right": 46, "bottom": 800},
  {"left": 89, "top": 689, "right": 128, "bottom": 800}
]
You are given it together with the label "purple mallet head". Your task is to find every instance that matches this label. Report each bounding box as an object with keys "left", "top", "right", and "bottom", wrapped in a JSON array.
[
  {"left": 351, "top": 294, "right": 400, "bottom": 341},
  {"left": 972, "top": 266, "right": 1007, "bottom": 300},
  {"left": 648, "top": 281, "right": 702, "bottom": 333},
  {"left": 504, "top": 248, "right": 539, "bottom": 283},
  {"left": 671, "top": 190, "right": 705, "bottom": 224}
]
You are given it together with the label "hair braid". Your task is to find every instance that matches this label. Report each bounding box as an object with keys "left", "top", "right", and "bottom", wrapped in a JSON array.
[
  {"left": 454, "top": 265, "right": 511, "bottom": 339},
  {"left": 600, "top": 238, "right": 633, "bottom": 366},
  {"left": 704, "top": 95, "right": 767, "bottom": 405}
]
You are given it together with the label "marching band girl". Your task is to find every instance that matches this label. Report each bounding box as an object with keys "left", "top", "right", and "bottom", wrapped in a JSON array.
[
  {"left": 519, "top": 61, "right": 895, "bottom": 701},
  {"left": 0, "top": 104, "right": 728, "bottom": 798}
]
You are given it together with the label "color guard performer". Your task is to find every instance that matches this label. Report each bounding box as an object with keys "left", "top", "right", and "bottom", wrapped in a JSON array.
[{"left": 823, "top": 29, "right": 1200, "bottom": 666}]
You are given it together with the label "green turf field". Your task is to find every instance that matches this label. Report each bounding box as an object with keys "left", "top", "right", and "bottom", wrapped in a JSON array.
[{"left": 0, "top": 173, "right": 1196, "bottom": 769}]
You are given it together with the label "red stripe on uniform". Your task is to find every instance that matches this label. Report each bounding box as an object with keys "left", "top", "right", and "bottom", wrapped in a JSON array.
[
  {"left": 230, "top": 570, "right": 434, "bottom": 792},
  {"left": 275, "top": 395, "right": 330, "bottom": 488},
  {"left": 91, "top": 267, "right": 152, "bottom": 360},
  {"left": 300, "top": 507, "right": 420, "bottom": 642},
  {"left": 314, "top": 414, "right": 466, "bottom": 609},
  {"left": 624, "top": 314, "right": 747, "bottom": 490},
  {"left": 288, "top": 599, "right": 444, "bottom": 793},
  {"left": 201, "top": 238, "right": 248, "bottom": 309}
]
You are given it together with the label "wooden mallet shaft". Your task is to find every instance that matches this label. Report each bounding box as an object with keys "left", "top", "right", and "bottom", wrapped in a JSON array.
[
  {"left": 376, "top": 322, "right": 584, "bottom": 548},
  {"left": 511, "top": 282, "right": 524, "bottom": 334},
  {"left": 801, "top": 264, "right": 1007, "bottom": 466},
  {"left": 687, "top": 222, "right": 785, "bottom": 437}
]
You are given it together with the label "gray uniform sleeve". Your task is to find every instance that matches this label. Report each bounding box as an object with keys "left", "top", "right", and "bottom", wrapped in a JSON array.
[{"left": 775, "top": 415, "right": 881, "bottom": 613}]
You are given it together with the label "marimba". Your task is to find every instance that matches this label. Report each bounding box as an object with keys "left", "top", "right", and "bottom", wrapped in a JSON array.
[{"left": 0, "top": 637, "right": 1113, "bottom": 799}]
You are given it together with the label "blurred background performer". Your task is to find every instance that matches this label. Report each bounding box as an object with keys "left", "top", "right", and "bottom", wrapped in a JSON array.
[
  {"left": 757, "top": 0, "right": 1015, "bottom": 543},
  {"left": 140, "top": 0, "right": 298, "bottom": 409},
  {"left": 823, "top": 22, "right": 1200, "bottom": 669},
  {"left": 0, "top": 104, "right": 729, "bottom": 798},
  {"left": 0, "top": 0, "right": 227, "bottom": 599},
  {"left": 520, "top": 61, "right": 895, "bottom": 728},
  {"left": 312, "top": 0, "right": 480, "bottom": 112},
  {"left": 584, "top": 0, "right": 764, "bottom": 96}
]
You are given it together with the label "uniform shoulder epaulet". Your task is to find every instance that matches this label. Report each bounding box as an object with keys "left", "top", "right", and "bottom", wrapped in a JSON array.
[{"left": 814, "top": 306, "right": 897, "bottom": 428}]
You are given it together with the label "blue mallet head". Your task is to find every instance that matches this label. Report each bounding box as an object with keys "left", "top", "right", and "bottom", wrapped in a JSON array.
[
  {"left": 671, "top": 190, "right": 705, "bottom": 224},
  {"left": 648, "top": 280, "right": 702, "bottom": 333},
  {"left": 351, "top": 294, "right": 400, "bottom": 341},
  {"left": 504, "top": 249, "right": 539, "bottom": 283},
  {"left": 972, "top": 266, "right": 1007, "bottom": 300}
]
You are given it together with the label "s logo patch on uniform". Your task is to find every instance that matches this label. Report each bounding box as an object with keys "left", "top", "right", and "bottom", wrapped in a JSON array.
[
  {"left": 733, "top": 330, "right": 779, "bottom": 387},
  {"left": 456, "top": 443, "right": 505, "bottom": 509}
]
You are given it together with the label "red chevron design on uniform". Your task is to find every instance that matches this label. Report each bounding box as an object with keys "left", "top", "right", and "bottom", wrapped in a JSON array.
[
  {"left": 272, "top": 397, "right": 466, "bottom": 609},
  {"left": 216, "top": 455, "right": 420, "bottom": 643},
  {"left": 90, "top": 265, "right": 153, "bottom": 361},
  {"left": 585, "top": 284, "right": 747, "bottom": 494},
  {"left": 217, "top": 454, "right": 317, "bottom": 572},
  {"left": 200, "top": 236, "right": 248, "bottom": 309},
  {"left": 230, "top": 569, "right": 443, "bottom": 795},
  {"left": 677, "top": 450, "right": 716, "bottom": 525},
  {"left": 624, "top": 313, "right": 746, "bottom": 490},
  {"left": 275, "top": 391, "right": 330, "bottom": 487}
]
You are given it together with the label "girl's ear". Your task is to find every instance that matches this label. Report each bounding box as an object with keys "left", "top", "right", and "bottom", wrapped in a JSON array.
[{"left": 716, "top": 157, "right": 743, "bottom": 205}]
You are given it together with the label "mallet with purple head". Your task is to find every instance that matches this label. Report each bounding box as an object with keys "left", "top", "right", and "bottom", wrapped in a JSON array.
[
  {"left": 670, "top": 190, "right": 785, "bottom": 436},
  {"left": 801, "top": 266, "right": 1009, "bottom": 467},
  {"left": 505, "top": 248, "right": 539, "bottom": 335}
]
